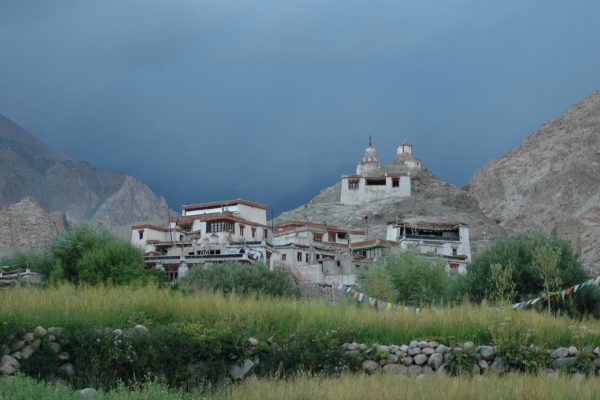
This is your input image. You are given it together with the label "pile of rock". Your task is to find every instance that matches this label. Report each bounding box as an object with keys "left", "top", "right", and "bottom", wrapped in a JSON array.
[
  {"left": 1, "top": 326, "right": 71, "bottom": 376},
  {"left": 343, "top": 340, "right": 600, "bottom": 377}
]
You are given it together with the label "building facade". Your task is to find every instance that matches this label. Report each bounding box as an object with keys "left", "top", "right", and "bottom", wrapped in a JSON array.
[
  {"left": 386, "top": 220, "right": 471, "bottom": 273},
  {"left": 131, "top": 199, "right": 273, "bottom": 281},
  {"left": 272, "top": 221, "right": 365, "bottom": 285},
  {"left": 340, "top": 138, "right": 413, "bottom": 206}
]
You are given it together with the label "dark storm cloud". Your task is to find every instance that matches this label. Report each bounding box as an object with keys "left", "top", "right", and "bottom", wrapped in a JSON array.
[{"left": 1, "top": 1, "right": 600, "bottom": 212}]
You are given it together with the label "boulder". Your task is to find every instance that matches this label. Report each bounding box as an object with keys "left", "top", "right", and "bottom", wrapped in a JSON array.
[
  {"left": 401, "top": 356, "right": 413, "bottom": 366},
  {"left": 379, "top": 359, "right": 388, "bottom": 366},
  {"left": 418, "top": 341, "right": 428, "bottom": 349},
  {"left": 410, "top": 340, "right": 419, "bottom": 347},
  {"left": 23, "top": 333, "right": 34, "bottom": 343},
  {"left": 359, "top": 343, "right": 368, "bottom": 351},
  {"left": 362, "top": 360, "right": 380, "bottom": 374},
  {"left": 593, "top": 347, "right": 600, "bottom": 357},
  {"left": 347, "top": 342, "right": 358, "bottom": 351},
  {"left": 346, "top": 350, "right": 361, "bottom": 358},
  {"left": 479, "top": 346, "right": 496, "bottom": 361},
  {"left": 422, "top": 366, "right": 434, "bottom": 375},
  {"left": 568, "top": 346, "right": 579, "bottom": 356},
  {"left": 408, "top": 347, "right": 422, "bottom": 356},
  {"left": 1, "top": 345, "right": 9, "bottom": 356},
  {"left": 30, "top": 339, "right": 41, "bottom": 350},
  {"left": 78, "top": 388, "right": 98, "bottom": 398},
  {"left": 414, "top": 354, "right": 428, "bottom": 366},
  {"left": 11, "top": 352, "right": 22, "bottom": 361},
  {"left": 229, "top": 359, "right": 255, "bottom": 380},
  {"left": 49, "top": 342, "right": 61, "bottom": 354},
  {"left": 112, "top": 329, "right": 123, "bottom": 337},
  {"left": 428, "top": 341, "right": 440, "bottom": 348},
  {"left": 134, "top": 325, "right": 148, "bottom": 335},
  {"left": 387, "top": 354, "right": 399, "bottom": 364},
  {"left": 58, "top": 363, "right": 75, "bottom": 378},
  {"left": 552, "top": 357, "right": 576, "bottom": 370},
  {"left": 377, "top": 345, "right": 390, "bottom": 354},
  {"left": 427, "top": 353, "right": 444, "bottom": 370},
  {"left": 550, "top": 347, "right": 569, "bottom": 359},
  {"left": 435, "top": 345, "right": 449, "bottom": 354},
  {"left": 400, "top": 344, "right": 409, "bottom": 353},
  {"left": 248, "top": 337, "right": 259, "bottom": 346},
  {"left": 21, "top": 345, "right": 35, "bottom": 360},
  {"left": 383, "top": 363, "right": 407, "bottom": 375},
  {"left": 478, "top": 360, "right": 489, "bottom": 371},
  {"left": 58, "top": 352, "right": 70, "bottom": 362},
  {"left": 472, "top": 364, "right": 481, "bottom": 375},
  {"left": 0, "top": 355, "right": 20, "bottom": 375},
  {"left": 34, "top": 326, "right": 47, "bottom": 338},
  {"left": 463, "top": 342, "right": 475, "bottom": 352},
  {"left": 422, "top": 347, "right": 435, "bottom": 356},
  {"left": 490, "top": 357, "right": 505, "bottom": 373}
]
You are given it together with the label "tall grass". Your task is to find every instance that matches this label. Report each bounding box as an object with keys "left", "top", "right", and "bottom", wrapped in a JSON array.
[
  {"left": 3, "top": 373, "right": 600, "bottom": 400},
  {"left": 2, "top": 285, "right": 600, "bottom": 347}
]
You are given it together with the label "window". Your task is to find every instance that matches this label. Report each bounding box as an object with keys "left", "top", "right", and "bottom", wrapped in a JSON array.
[
  {"left": 313, "top": 233, "right": 322, "bottom": 242},
  {"left": 138, "top": 230, "right": 144, "bottom": 240},
  {"left": 282, "top": 254, "right": 287, "bottom": 261},
  {"left": 305, "top": 253, "right": 309, "bottom": 263},
  {"left": 264, "top": 229, "right": 268, "bottom": 239},
  {"left": 251, "top": 227, "right": 256, "bottom": 238},
  {"left": 240, "top": 225, "right": 245, "bottom": 236},
  {"left": 206, "top": 221, "right": 234, "bottom": 233},
  {"left": 366, "top": 177, "right": 386, "bottom": 186},
  {"left": 297, "top": 252, "right": 303, "bottom": 262},
  {"left": 348, "top": 179, "right": 359, "bottom": 190},
  {"left": 392, "top": 178, "right": 399, "bottom": 187},
  {"left": 452, "top": 247, "right": 458, "bottom": 256},
  {"left": 328, "top": 232, "right": 335, "bottom": 242},
  {"left": 179, "top": 235, "right": 184, "bottom": 241}
]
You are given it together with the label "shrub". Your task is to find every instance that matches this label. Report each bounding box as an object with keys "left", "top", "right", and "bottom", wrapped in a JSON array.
[
  {"left": 41, "top": 224, "right": 163, "bottom": 285},
  {"left": 358, "top": 251, "right": 448, "bottom": 307},
  {"left": 180, "top": 263, "right": 300, "bottom": 298},
  {"left": 490, "top": 316, "right": 547, "bottom": 374},
  {"left": 466, "top": 234, "right": 590, "bottom": 316},
  {"left": 444, "top": 349, "right": 476, "bottom": 376}
]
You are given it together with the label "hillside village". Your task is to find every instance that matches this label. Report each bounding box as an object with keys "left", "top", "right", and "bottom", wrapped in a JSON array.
[{"left": 130, "top": 140, "right": 487, "bottom": 285}]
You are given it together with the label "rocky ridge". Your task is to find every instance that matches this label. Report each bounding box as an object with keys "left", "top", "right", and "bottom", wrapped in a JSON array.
[
  {"left": 468, "top": 90, "right": 600, "bottom": 272},
  {"left": 275, "top": 155, "right": 506, "bottom": 256},
  {"left": 0, "top": 114, "right": 170, "bottom": 254},
  {"left": 0, "top": 197, "right": 67, "bottom": 258}
]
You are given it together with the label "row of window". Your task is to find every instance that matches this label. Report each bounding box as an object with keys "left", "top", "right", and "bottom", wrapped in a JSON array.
[{"left": 347, "top": 178, "right": 401, "bottom": 190}]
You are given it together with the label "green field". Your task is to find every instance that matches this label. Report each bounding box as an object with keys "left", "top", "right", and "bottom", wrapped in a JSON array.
[{"left": 2, "top": 285, "right": 599, "bottom": 347}]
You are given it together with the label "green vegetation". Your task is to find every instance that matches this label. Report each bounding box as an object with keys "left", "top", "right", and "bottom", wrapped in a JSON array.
[
  {"left": 179, "top": 262, "right": 300, "bottom": 298},
  {"left": 358, "top": 250, "right": 451, "bottom": 306},
  {"left": 0, "top": 224, "right": 163, "bottom": 285}
]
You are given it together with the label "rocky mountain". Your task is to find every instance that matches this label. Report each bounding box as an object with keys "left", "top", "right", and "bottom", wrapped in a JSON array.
[
  {"left": 468, "top": 90, "right": 600, "bottom": 272},
  {"left": 0, "top": 114, "right": 170, "bottom": 233},
  {"left": 0, "top": 197, "right": 67, "bottom": 258},
  {"left": 275, "top": 143, "right": 506, "bottom": 255}
]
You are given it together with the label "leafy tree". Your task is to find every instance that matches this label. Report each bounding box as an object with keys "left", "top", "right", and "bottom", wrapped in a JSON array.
[
  {"left": 532, "top": 244, "right": 562, "bottom": 314},
  {"left": 489, "top": 262, "right": 517, "bottom": 303},
  {"left": 359, "top": 250, "right": 448, "bottom": 307},
  {"left": 180, "top": 262, "right": 300, "bottom": 298},
  {"left": 467, "top": 234, "right": 585, "bottom": 303}
]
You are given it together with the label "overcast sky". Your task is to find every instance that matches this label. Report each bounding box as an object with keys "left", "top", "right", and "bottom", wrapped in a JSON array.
[{"left": 1, "top": 1, "right": 600, "bottom": 212}]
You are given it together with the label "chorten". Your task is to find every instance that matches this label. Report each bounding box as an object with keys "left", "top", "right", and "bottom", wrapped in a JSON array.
[{"left": 356, "top": 136, "right": 381, "bottom": 175}]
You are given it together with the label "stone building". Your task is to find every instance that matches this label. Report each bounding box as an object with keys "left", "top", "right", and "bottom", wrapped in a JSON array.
[
  {"left": 340, "top": 138, "right": 415, "bottom": 206},
  {"left": 271, "top": 221, "right": 365, "bottom": 285},
  {"left": 386, "top": 219, "right": 471, "bottom": 273},
  {"left": 131, "top": 199, "right": 273, "bottom": 281}
]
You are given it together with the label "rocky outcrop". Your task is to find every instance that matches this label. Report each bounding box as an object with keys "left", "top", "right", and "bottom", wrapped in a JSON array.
[
  {"left": 468, "top": 90, "right": 600, "bottom": 272},
  {"left": 0, "top": 197, "right": 67, "bottom": 255},
  {"left": 276, "top": 162, "right": 506, "bottom": 256},
  {"left": 0, "top": 114, "right": 169, "bottom": 225}
]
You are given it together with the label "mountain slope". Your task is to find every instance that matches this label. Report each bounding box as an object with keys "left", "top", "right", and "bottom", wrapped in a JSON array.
[
  {"left": 468, "top": 90, "right": 600, "bottom": 271},
  {"left": 275, "top": 152, "right": 506, "bottom": 255},
  {"left": 0, "top": 114, "right": 169, "bottom": 227}
]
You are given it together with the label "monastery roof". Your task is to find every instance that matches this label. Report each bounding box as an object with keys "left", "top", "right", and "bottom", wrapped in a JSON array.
[
  {"left": 131, "top": 224, "right": 186, "bottom": 234},
  {"left": 387, "top": 220, "right": 467, "bottom": 229},
  {"left": 343, "top": 172, "right": 409, "bottom": 179},
  {"left": 351, "top": 239, "right": 399, "bottom": 250},
  {"left": 274, "top": 221, "right": 365, "bottom": 236},
  {"left": 175, "top": 212, "right": 268, "bottom": 228},
  {"left": 181, "top": 199, "right": 267, "bottom": 211}
]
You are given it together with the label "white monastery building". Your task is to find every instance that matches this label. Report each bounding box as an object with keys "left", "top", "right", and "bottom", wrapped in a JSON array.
[
  {"left": 131, "top": 199, "right": 273, "bottom": 281},
  {"left": 340, "top": 138, "right": 417, "bottom": 206},
  {"left": 386, "top": 219, "right": 471, "bottom": 273}
]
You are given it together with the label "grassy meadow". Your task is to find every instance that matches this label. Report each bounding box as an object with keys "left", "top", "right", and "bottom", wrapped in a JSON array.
[
  {"left": 2, "top": 284, "right": 600, "bottom": 347},
  {"left": 3, "top": 373, "right": 600, "bottom": 400}
]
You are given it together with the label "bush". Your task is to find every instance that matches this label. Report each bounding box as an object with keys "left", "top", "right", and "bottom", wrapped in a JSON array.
[
  {"left": 180, "top": 263, "right": 299, "bottom": 298},
  {"left": 467, "top": 234, "right": 586, "bottom": 302},
  {"left": 43, "top": 224, "right": 163, "bottom": 285},
  {"left": 358, "top": 251, "right": 448, "bottom": 307}
]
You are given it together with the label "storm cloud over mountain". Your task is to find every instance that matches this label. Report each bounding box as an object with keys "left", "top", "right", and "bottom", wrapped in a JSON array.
[{"left": 1, "top": 1, "right": 600, "bottom": 213}]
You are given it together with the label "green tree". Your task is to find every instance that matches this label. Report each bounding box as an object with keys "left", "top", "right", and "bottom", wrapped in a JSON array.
[
  {"left": 359, "top": 250, "right": 448, "bottom": 307},
  {"left": 532, "top": 244, "right": 562, "bottom": 314},
  {"left": 489, "top": 261, "right": 517, "bottom": 303}
]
